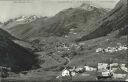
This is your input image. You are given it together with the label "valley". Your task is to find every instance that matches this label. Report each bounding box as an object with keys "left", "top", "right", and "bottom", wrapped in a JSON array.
[{"left": 0, "top": 0, "right": 127, "bottom": 81}]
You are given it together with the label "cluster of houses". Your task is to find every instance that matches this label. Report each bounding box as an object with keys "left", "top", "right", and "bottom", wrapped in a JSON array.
[
  {"left": 56, "top": 65, "right": 96, "bottom": 79},
  {"left": 97, "top": 63, "right": 128, "bottom": 79},
  {"left": 0, "top": 66, "right": 11, "bottom": 78},
  {"left": 96, "top": 45, "right": 127, "bottom": 53},
  {"left": 56, "top": 63, "right": 128, "bottom": 80},
  {"left": 56, "top": 43, "right": 82, "bottom": 52}
]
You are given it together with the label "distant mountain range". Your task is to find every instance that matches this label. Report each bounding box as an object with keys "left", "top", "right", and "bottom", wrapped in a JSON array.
[
  {"left": 15, "top": 15, "right": 41, "bottom": 23},
  {"left": 1, "top": 0, "right": 127, "bottom": 42},
  {"left": 3, "top": 0, "right": 127, "bottom": 43},
  {"left": 1, "top": 3, "right": 108, "bottom": 40},
  {"left": 3, "top": 15, "right": 43, "bottom": 25}
]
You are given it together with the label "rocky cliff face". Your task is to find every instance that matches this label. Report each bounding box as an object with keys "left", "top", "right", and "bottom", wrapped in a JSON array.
[{"left": 77, "top": 0, "right": 128, "bottom": 41}]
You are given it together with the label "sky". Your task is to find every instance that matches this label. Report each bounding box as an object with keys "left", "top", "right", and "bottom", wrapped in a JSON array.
[{"left": 0, "top": 0, "right": 120, "bottom": 22}]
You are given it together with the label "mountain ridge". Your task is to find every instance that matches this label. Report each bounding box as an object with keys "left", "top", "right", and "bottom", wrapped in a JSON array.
[{"left": 77, "top": 0, "right": 127, "bottom": 42}]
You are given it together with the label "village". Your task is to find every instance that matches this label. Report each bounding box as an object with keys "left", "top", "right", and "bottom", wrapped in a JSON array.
[
  {"left": 56, "top": 43, "right": 128, "bottom": 81},
  {"left": 96, "top": 44, "right": 127, "bottom": 53},
  {"left": 56, "top": 62, "right": 128, "bottom": 81}
]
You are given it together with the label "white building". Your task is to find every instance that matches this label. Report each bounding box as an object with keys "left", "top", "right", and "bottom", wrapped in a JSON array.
[
  {"left": 61, "top": 69, "right": 70, "bottom": 77},
  {"left": 96, "top": 48, "right": 103, "bottom": 53},
  {"left": 98, "top": 63, "right": 108, "bottom": 72},
  {"left": 84, "top": 66, "right": 96, "bottom": 71},
  {"left": 120, "top": 64, "right": 128, "bottom": 72}
]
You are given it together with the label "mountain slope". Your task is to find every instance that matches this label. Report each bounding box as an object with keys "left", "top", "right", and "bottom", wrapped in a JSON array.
[
  {"left": 77, "top": 0, "right": 127, "bottom": 41},
  {"left": 0, "top": 28, "right": 16, "bottom": 40},
  {"left": 3, "top": 4, "right": 107, "bottom": 40},
  {"left": 0, "top": 28, "right": 39, "bottom": 72}
]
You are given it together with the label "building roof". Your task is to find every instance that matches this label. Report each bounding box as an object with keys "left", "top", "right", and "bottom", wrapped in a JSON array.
[{"left": 114, "top": 67, "right": 127, "bottom": 74}]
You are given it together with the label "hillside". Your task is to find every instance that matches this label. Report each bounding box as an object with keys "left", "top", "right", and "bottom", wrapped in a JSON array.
[
  {"left": 0, "top": 29, "right": 16, "bottom": 40},
  {"left": 77, "top": 0, "right": 128, "bottom": 41},
  {"left": 0, "top": 28, "right": 39, "bottom": 72}
]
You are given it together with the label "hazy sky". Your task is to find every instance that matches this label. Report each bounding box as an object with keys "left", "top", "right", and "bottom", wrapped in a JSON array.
[{"left": 0, "top": 0, "right": 120, "bottom": 22}]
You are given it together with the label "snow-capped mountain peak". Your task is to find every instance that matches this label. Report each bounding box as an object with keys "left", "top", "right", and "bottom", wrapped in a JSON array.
[
  {"left": 79, "top": 3, "right": 95, "bottom": 11},
  {"left": 16, "top": 15, "right": 41, "bottom": 23}
]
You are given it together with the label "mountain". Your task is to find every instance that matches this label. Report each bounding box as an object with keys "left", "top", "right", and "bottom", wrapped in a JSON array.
[
  {"left": 2, "top": 3, "right": 107, "bottom": 40},
  {"left": 15, "top": 15, "right": 41, "bottom": 23},
  {"left": 2, "top": 15, "right": 44, "bottom": 30},
  {"left": 0, "top": 28, "right": 39, "bottom": 72},
  {"left": 3, "top": 15, "right": 42, "bottom": 25},
  {"left": 77, "top": 0, "right": 128, "bottom": 41}
]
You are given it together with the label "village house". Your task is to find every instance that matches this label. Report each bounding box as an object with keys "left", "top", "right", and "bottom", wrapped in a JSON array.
[
  {"left": 96, "top": 45, "right": 128, "bottom": 53},
  {"left": 110, "top": 63, "right": 119, "bottom": 72},
  {"left": 120, "top": 64, "right": 128, "bottom": 72},
  {"left": 56, "top": 63, "right": 128, "bottom": 81},
  {"left": 61, "top": 69, "right": 70, "bottom": 77},
  {"left": 98, "top": 63, "right": 108, "bottom": 72},
  {"left": 96, "top": 48, "right": 103, "bottom": 53},
  {"left": 84, "top": 66, "right": 96, "bottom": 71},
  {"left": 112, "top": 67, "right": 127, "bottom": 79},
  {"left": 75, "top": 66, "right": 85, "bottom": 73}
]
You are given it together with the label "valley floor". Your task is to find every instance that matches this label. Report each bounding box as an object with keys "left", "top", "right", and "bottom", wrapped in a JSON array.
[{"left": 1, "top": 35, "right": 127, "bottom": 81}]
